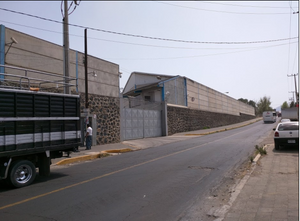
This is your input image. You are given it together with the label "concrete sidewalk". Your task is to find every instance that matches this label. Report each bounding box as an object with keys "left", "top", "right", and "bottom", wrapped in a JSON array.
[
  {"left": 51, "top": 118, "right": 262, "bottom": 166},
  {"left": 201, "top": 126, "right": 299, "bottom": 221},
  {"left": 220, "top": 138, "right": 299, "bottom": 221}
]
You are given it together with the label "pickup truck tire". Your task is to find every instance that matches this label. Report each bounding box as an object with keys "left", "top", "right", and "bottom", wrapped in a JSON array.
[{"left": 7, "top": 160, "right": 36, "bottom": 188}]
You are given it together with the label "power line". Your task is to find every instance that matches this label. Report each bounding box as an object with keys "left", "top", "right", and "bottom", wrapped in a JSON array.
[
  {"left": 6, "top": 37, "right": 291, "bottom": 62},
  {"left": 286, "top": 3, "right": 292, "bottom": 76},
  {"left": 1, "top": 19, "right": 297, "bottom": 62},
  {"left": 0, "top": 7, "right": 298, "bottom": 45},
  {"left": 155, "top": 1, "right": 292, "bottom": 15},
  {"left": 4, "top": 25, "right": 296, "bottom": 61},
  {"left": 198, "top": 1, "right": 293, "bottom": 9},
  {"left": 288, "top": 1, "right": 296, "bottom": 13},
  {"left": 3, "top": 19, "right": 297, "bottom": 51},
  {"left": 291, "top": 47, "right": 298, "bottom": 73},
  {"left": 105, "top": 41, "right": 298, "bottom": 61}
]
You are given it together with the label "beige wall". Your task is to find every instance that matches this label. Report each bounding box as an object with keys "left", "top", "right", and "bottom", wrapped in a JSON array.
[
  {"left": 164, "top": 77, "right": 185, "bottom": 106},
  {"left": 4, "top": 27, "right": 120, "bottom": 97},
  {"left": 186, "top": 79, "right": 255, "bottom": 116}
]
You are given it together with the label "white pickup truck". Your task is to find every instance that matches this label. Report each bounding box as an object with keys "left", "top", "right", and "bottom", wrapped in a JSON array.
[{"left": 273, "top": 121, "right": 299, "bottom": 150}]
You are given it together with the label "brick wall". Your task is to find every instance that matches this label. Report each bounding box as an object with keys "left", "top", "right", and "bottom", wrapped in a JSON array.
[
  {"left": 80, "top": 93, "right": 120, "bottom": 144},
  {"left": 167, "top": 105, "right": 256, "bottom": 135}
]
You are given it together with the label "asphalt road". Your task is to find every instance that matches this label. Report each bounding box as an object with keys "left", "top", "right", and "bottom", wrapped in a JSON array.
[{"left": 0, "top": 120, "right": 276, "bottom": 221}]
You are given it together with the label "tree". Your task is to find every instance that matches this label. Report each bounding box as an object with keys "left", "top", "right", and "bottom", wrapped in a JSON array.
[
  {"left": 238, "top": 98, "right": 256, "bottom": 108},
  {"left": 289, "top": 101, "right": 295, "bottom": 108},
  {"left": 248, "top": 100, "right": 256, "bottom": 108},
  {"left": 281, "top": 101, "right": 289, "bottom": 109},
  {"left": 257, "top": 96, "right": 272, "bottom": 115},
  {"left": 238, "top": 98, "right": 257, "bottom": 115},
  {"left": 248, "top": 100, "right": 257, "bottom": 115},
  {"left": 238, "top": 98, "right": 249, "bottom": 104}
]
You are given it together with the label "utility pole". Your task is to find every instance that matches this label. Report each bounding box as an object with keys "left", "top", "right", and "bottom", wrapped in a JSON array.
[
  {"left": 287, "top": 73, "right": 298, "bottom": 105},
  {"left": 85, "top": 28, "right": 88, "bottom": 109},
  {"left": 289, "top": 91, "right": 295, "bottom": 103},
  {"left": 63, "top": 0, "right": 70, "bottom": 94},
  {"left": 294, "top": 74, "right": 298, "bottom": 105},
  {"left": 288, "top": 74, "right": 299, "bottom": 120},
  {"left": 84, "top": 28, "right": 90, "bottom": 136}
]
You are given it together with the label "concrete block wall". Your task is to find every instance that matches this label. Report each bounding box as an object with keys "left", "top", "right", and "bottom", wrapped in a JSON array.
[
  {"left": 186, "top": 78, "right": 255, "bottom": 116},
  {"left": 75, "top": 53, "right": 120, "bottom": 97},
  {"left": 238, "top": 100, "right": 254, "bottom": 116},
  {"left": 3, "top": 26, "right": 120, "bottom": 98},
  {"left": 167, "top": 105, "right": 256, "bottom": 135},
  {"left": 3, "top": 27, "right": 65, "bottom": 87}
]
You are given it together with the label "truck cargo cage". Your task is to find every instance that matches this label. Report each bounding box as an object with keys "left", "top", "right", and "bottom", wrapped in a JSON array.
[
  {"left": 0, "top": 64, "right": 78, "bottom": 94},
  {"left": 0, "top": 65, "right": 81, "bottom": 188}
]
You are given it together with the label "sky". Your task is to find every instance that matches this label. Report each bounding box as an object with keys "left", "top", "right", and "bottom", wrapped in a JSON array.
[{"left": 0, "top": 1, "right": 298, "bottom": 110}]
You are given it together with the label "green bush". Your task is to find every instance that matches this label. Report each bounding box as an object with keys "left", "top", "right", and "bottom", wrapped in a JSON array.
[{"left": 255, "top": 145, "right": 267, "bottom": 155}]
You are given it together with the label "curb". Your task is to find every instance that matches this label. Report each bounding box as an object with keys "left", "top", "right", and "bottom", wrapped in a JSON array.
[
  {"left": 55, "top": 153, "right": 105, "bottom": 165},
  {"left": 55, "top": 148, "right": 133, "bottom": 166},
  {"left": 185, "top": 118, "right": 262, "bottom": 136},
  {"left": 210, "top": 144, "right": 269, "bottom": 220},
  {"left": 103, "top": 148, "right": 133, "bottom": 154}
]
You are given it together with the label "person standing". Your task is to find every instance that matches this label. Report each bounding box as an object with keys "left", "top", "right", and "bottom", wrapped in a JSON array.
[{"left": 85, "top": 124, "right": 93, "bottom": 150}]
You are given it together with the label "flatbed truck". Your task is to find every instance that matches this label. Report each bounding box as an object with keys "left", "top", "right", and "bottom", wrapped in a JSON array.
[{"left": 0, "top": 65, "right": 81, "bottom": 187}]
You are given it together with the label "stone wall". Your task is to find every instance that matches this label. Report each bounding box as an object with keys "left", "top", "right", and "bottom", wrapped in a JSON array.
[
  {"left": 80, "top": 93, "right": 120, "bottom": 145},
  {"left": 167, "top": 105, "right": 256, "bottom": 135}
]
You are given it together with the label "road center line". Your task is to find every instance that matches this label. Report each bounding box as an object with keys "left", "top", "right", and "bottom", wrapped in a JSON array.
[{"left": 0, "top": 127, "right": 251, "bottom": 210}]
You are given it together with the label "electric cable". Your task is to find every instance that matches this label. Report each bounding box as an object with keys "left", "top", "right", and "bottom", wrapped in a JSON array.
[
  {"left": 196, "top": 1, "right": 293, "bottom": 9},
  {"left": 3, "top": 19, "right": 296, "bottom": 51},
  {"left": 289, "top": 1, "right": 296, "bottom": 13},
  {"left": 155, "top": 1, "right": 292, "bottom": 15},
  {"left": 105, "top": 41, "right": 298, "bottom": 61},
  {"left": 0, "top": 7, "right": 297, "bottom": 45}
]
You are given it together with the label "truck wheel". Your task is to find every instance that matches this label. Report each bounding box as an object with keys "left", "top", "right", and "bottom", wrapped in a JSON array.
[{"left": 7, "top": 160, "right": 36, "bottom": 188}]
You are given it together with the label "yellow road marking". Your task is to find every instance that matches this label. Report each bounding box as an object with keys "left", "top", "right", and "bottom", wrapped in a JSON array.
[{"left": 0, "top": 128, "right": 251, "bottom": 210}]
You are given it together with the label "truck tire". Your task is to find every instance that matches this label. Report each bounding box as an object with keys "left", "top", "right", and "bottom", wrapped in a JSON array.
[{"left": 7, "top": 160, "right": 36, "bottom": 188}]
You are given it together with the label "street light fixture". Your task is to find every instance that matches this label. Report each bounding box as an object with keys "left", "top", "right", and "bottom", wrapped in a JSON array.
[
  {"left": 88, "top": 71, "right": 97, "bottom": 77},
  {"left": 5, "top": 37, "right": 18, "bottom": 56}
]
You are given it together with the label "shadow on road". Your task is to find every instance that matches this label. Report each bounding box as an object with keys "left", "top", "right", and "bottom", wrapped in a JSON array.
[{"left": 0, "top": 172, "right": 68, "bottom": 191}]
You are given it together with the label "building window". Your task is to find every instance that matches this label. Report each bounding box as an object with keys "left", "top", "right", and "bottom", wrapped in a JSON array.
[{"left": 145, "top": 96, "right": 151, "bottom": 101}]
